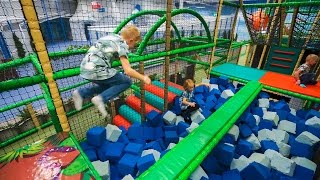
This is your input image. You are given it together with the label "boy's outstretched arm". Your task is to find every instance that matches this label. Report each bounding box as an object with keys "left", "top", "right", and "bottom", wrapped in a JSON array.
[
  {"left": 120, "top": 56, "right": 151, "bottom": 84},
  {"left": 292, "top": 69, "right": 301, "bottom": 80}
]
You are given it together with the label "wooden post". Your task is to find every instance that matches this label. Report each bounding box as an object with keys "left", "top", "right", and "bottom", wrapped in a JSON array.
[
  {"left": 226, "top": 8, "right": 240, "bottom": 62},
  {"left": 207, "top": 0, "right": 224, "bottom": 78},
  {"left": 164, "top": 0, "right": 173, "bottom": 111},
  {"left": 258, "top": 0, "right": 283, "bottom": 69},
  {"left": 27, "top": 104, "right": 41, "bottom": 130},
  {"left": 139, "top": 62, "right": 145, "bottom": 121},
  {"left": 287, "top": 7, "right": 299, "bottom": 47}
]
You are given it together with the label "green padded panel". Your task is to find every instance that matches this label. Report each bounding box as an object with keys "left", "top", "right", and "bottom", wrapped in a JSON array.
[
  {"left": 264, "top": 46, "right": 301, "bottom": 75},
  {"left": 211, "top": 63, "right": 266, "bottom": 81}
]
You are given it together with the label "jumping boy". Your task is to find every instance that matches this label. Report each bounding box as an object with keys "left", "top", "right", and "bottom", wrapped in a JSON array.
[{"left": 73, "top": 25, "right": 151, "bottom": 117}]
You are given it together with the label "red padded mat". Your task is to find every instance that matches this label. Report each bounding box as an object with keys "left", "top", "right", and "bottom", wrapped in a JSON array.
[{"left": 259, "top": 72, "right": 320, "bottom": 98}]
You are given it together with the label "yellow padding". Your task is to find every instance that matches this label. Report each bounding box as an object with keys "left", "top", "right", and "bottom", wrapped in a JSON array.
[
  {"left": 53, "top": 100, "right": 63, "bottom": 108},
  {"left": 38, "top": 52, "right": 50, "bottom": 63},
  {"left": 34, "top": 43, "right": 47, "bottom": 52},
  {"left": 20, "top": 0, "right": 34, "bottom": 6},
  {"left": 27, "top": 22, "right": 40, "bottom": 30},
  {"left": 42, "top": 65, "right": 53, "bottom": 73},
  {"left": 23, "top": 7, "right": 38, "bottom": 21},
  {"left": 56, "top": 106, "right": 65, "bottom": 114},
  {"left": 30, "top": 30, "right": 44, "bottom": 43}
]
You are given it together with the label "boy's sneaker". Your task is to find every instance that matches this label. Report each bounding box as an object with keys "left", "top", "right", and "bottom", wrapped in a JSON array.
[
  {"left": 72, "top": 90, "right": 83, "bottom": 111},
  {"left": 300, "top": 84, "right": 307, "bottom": 88},
  {"left": 92, "top": 95, "right": 108, "bottom": 118}
]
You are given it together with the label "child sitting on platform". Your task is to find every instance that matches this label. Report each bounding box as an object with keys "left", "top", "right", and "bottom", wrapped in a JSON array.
[{"left": 293, "top": 54, "right": 319, "bottom": 88}]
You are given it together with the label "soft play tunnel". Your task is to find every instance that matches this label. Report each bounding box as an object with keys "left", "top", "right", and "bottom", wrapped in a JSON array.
[{"left": 112, "top": 81, "right": 184, "bottom": 129}]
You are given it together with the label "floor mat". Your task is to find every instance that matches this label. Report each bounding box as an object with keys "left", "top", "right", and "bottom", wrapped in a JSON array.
[{"left": 260, "top": 71, "right": 320, "bottom": 98}]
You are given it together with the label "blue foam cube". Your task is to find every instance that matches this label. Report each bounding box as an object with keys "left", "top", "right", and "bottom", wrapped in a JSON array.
[
  {"left": 164, "top": 131, "right": 179, "bottom": 146},
  {"left": 105, "top": 142, "right": 125, "bottom": 163},
  {"left": 131, "top": 139, "right": 146, "bottom": 146},
  {"left": 258, "top": 119, "right": 274, "bottom": 130},
  {"left": 202, "top": 108, "right": 212, "bottom": 119},
  {"left": 97, "top": 141, "right": 110, "bottom": 162},
  {"left": 210, "top": 89, "right": 221, "bottom": 99},
  {"left": 119, "top": 126, "right": 127, "bottom": 134},
  {"left": 216, "top": 144, "right": 235, "bottom": 166},
  {"left": 290, "top": 140, "right": 312, "bottom": 159},
  {"left": 244, "top": 113, "right": 257, "bottom": 128},
  {"left": 177, "top": 122, "right": 189, "bottom": 134},
  {"left": 296, "top": 109, "right": 308, "bottom": 119},
  {"left": 195, "top": 93, "right": 204, "bottom": 100},
  {"left": 201, "top": 154, "right": 220, "bottom": 174},
  {"left": 218, "top": 76, "right": 229, "bottom": 87},
  {"left": 210, "top": 77, "right": 218, "bottom": 84},
  {"left": 217, "top": 97, "right": 227, "bottom": 104},
  {"left": 241, "top": 162, "right": 270, "bottom": 180},
  {"left": 118, "top": 153, "right": 139, "bottom": 176},
  {"left": 258, "top": 92, "right": 270, "bottom": 99},
  {"left": 154, "top": 127, "right": 164, "bottom": 139},
  {"left": 118, "top": 133, "right": 129, "bottom": 144},
  {"left": 305, "top": 109, "right": 320, "bottom": 119},
  {"left": 287, "top": 113, "right": 301, "bottom": 123},
  {"left": 260, "top": 140, "right": 279, "bottom": 153},
  {"left": 288, "top": 134, "right": 295, "bottom": 146},
  {"left": 222, "top": 169, "right": 242, "bottom": 180},
  {"left": 218, "top": 85, "right": 226, "bottom": 92},
  {"left": 179, "top": 131, "right": 189, "bottom": 138},
  {"left": 144, "top": 141, "right": 162, "bottom": 152},
  {"left": 146, "top": 110, "right": 160, "bottom": 121},
  {"left": 143, "top": 127, "right": 155, "bottom": 141},
  {"left": 251, "top": 125, "right": 259, "bottom": 136},
  {"left": 208, "top": 174, "right": 222, "bottom": 180},
  {"left": 221, "top": 134, "right": 235, "bottom": 145},
  {"left": 86, "top": 126, "right": 106, "bottom": 147},
  {"left": 124, "top": 143, "right": 144, "bottom": 155},
  {"left": 163, "top": 125, "right": 177, "bottom": 131},
  {"left": 85, "top": 149, "right": 97, "bottom": 162},
  {"left": 240, "top": 124, "right": 252, "bottom": 138},
  {"left": 128, "top": 125, "right": 143, "bottom": 140},
  {"left": 296, "top": 120, "right": 306, "bottom": 135},
  {"left": 252, "top": 107, "right": 264, "bottom": 117},
  {"left": 236, "top": 140, "right": 253, "bottom": 157},
  {"left": 293, "top": 164, "right": 315, "bottom": 180},
  {"left": 194, "top": 85, "right": 205, "bottom": 93},
  {"left": 80, "top": 141, "right": 95, "bottom": 151},
  {"left": 276, "top": 110, "right": 289, "bottom": 121},
  {"left": 273, "top": 101, "right": 290, "bottom": 112},
  {"left": 137, "top": 154, "right": 156, "bottom": 173},
  {"left": 155, "top": 139, "right": 166, "bottom": 150},
  {"left": 146, "top": 110, "right": 163, "bottom": 127},
  {"left": 205, "top": 101, "right": 216, "bottom": 112},
  {"left": 206, "top": 95, "right": 217, "bottom": 104},
  {"left": 110, "top": 165, "right": 121, "bottom": 180},
  {"left": 307, "top": 126, "right": 320, "bottom": 138}
]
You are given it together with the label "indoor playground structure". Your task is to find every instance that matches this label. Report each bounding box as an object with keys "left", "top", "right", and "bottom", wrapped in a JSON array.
[{"left": 0, "top": 0, "right": 320, "bottom": 179}]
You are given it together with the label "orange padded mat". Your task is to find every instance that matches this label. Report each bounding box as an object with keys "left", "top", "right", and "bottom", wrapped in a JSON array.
[{"left": 259, "top": 72, "right": 320, "bottom": 98}]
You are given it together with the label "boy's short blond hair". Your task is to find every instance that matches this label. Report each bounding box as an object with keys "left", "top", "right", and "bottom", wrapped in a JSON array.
[
  {"left": 121, "top": 25, "right": 141, "bottom": 42},
  {"left": 306, "top": 54, "right": 319, "bottom": 63},
  {"left": 183, "top": 79, "right": 195, "bottom": 90}
]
